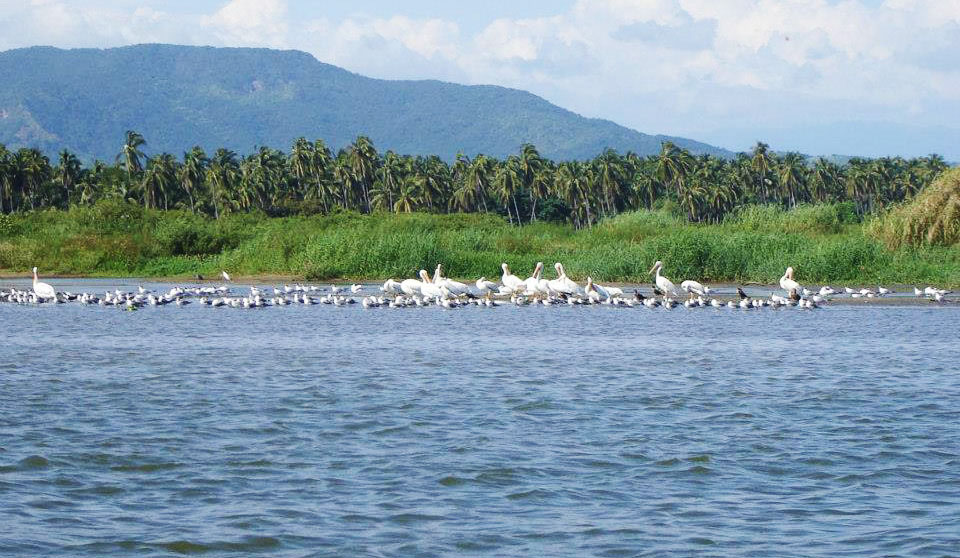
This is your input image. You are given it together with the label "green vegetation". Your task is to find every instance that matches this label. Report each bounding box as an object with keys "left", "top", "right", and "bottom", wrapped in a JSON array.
[
  {"left": 0, "top": 131, "right": 947, "bottom": 229},
  {"left": 871, "top": 168, "right": 960, "bottom": 249},
  {"left": 0, "top": 44, "right": 724, "bottom": 162},
  {"left": 1, "top": 126, "right": 956, "bottom": 285},
  {"left": 3, "top": 201, "right": 959, "bottom": 286}
]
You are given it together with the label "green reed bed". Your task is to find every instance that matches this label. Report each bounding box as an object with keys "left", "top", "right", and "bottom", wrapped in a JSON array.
[{"left": 1, "top": 199, "right": 959, "bottom": 286}]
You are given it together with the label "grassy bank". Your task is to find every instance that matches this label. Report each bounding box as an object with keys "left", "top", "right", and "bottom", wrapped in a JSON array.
[{"left": 1, "top": 200, "right": 959, "bottom": 286}]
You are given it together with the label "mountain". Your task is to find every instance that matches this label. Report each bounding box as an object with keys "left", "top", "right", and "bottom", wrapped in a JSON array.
[{"left": 0, "top": 44, "right": 731, "bottom": 162}]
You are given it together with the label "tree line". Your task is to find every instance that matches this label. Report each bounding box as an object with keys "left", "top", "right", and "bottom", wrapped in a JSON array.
[{"left": 0, "top": 131, "right": 948, "bottom": 227}]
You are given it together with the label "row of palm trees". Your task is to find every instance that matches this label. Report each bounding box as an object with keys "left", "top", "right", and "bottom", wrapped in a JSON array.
[{"left": 0, "top": 131, "right": 948, "bottom": 226}]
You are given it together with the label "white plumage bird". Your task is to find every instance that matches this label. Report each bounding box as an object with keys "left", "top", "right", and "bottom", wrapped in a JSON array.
[
  {"left": 779, "top": 267, "right": 801, "bottom": 293},
  {"left": 31, "top": 267, "right": 57, "bottom": 300},
  {"left": 680, "top": 279, "right": 710, "bottom": 298},
  {"left": 649, "top": 260, "right": 680, "bottom": 298},
  {"left": 500, "top": 263, "right": 525, "bottom": 294}
]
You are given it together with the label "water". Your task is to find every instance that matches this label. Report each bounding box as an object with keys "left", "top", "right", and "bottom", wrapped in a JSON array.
[{"left": 2, "top": 280, "right": 959, "bottom": 557}]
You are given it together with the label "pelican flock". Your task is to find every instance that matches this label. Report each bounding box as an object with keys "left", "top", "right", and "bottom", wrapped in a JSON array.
[{"left": 3, "top": 264, "right": 954, "bottom": 310}]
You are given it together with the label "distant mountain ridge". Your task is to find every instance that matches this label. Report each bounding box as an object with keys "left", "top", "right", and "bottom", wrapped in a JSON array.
[{"left": 0, "top": 44, "right": 732, "bottom": 162}]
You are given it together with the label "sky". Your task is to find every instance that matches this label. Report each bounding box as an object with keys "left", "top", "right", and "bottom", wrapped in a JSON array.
[{"left": 1, "top": 0, "right": 959, "bottom": 159}]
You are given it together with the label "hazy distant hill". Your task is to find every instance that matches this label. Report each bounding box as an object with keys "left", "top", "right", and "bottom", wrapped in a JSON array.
[{"left": 0, "top": 44, "right": 730, "bottom": 161}]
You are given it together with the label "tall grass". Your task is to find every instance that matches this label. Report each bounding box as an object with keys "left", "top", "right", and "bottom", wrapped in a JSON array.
[
  {"left": 872, "top": 168, "right": 960, "bottom": 249},
  {"left": 2, "top": 199, "right": 959, "bottom": 286}
]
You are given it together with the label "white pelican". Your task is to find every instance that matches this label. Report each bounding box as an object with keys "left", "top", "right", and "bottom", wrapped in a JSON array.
[
  {"left": 680, "top": 279, "right": 710, "bottom": 298},
  {"left": 548, "top": 263, "right": 580, "bottom": 295},
  {"left": 523, "top": 262, "right": 545, "bottom": 295},
  {"left": 475, "top": 277, "right": 497, "bottom": 297},
  {"left": 779, "top": 267, "right": 801, "bottom": 293},
  {"left": 500, "top": 263, "right": 525, "bottom": 293},
  {"left": 878, "top": 286, "right": 891, "bottom": 296},
  {"left": 221, "top": 271, "right": 231, "bottom": 282},
  {"left": 351, "top": 284, "right": 363, "bottom": 293},
  {"left": 818, "top": 286, "right": 836, "bottom": 297},
  {"left": 418, "top": 269, "right": 445, "bottom": 299},
  {"left": 649, "top": 261, "right": 680, "bottom": 298},
  {"left": 433, "top": 264, "right": 471, "bottom": 297},
  {"left": 381, "top": 279, "right": 402, "bottom": 294},
  {"left": 400, "top": 273, "right": 425, "bottom": 296},
  {"left": 31, "top": 267, "right": 57, "bottom": 300},
  {"left": 584, "top": 277, "right": 603, "bottom": 303}
]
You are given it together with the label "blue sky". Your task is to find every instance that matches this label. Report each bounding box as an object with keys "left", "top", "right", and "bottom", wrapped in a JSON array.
[{"left": 1, "top": 0, "right": 958, "bottom": 159}]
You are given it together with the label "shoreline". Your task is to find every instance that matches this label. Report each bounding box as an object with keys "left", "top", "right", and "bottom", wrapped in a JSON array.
[
  {"left": 0, "top": 270, "right": 953, "bottom": 290},
  {"left": 1, "top": 273, "right": 952, "bottom": 306}
]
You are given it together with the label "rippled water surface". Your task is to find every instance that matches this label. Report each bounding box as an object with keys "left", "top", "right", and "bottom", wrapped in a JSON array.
[{"left": 2, "top": 280, "right": 959, "bottom": 557}]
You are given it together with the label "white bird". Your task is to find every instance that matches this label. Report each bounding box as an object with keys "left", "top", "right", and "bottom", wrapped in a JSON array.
[
  {"left": 433, "top": 264, "right": 471, "bottom": 297},
  {"left": 548, "top": 262, "right": 580, "bottom": 295},
  {"left": 878, "top": 286, "right": 891, "bottom": 296},
  {"left": 31, "top": 267, "right": 57, "bottom": 300},
  {"left": 923, "top": 286, "right": 949, "bottom": 297},
  {"left": 475, "top": 277, "right": 498, "bottom": 297},
  {"left": 818, "top": 286, "right": 836, "bottom": 297},
  {"left": 418, "top": 269, "right": 445, "bottom": 299},
  {"left": 350, "top": 284, "right": 363, "bottom": 293},
  {"left": 523, "top": 262, "right": 546, "bottom": 295},
  {"left": 649, "top": 261, "right": 680, "bottom": 298},
  {"left": 584, "top": 277, "right": 603, "bottom": 303},
  {"left": 914, "top": 287, "right": 924, "bottom": 297},
  {"left": 500, "top": 263, "right": 525, "bottom": 293},
  {"left": 221, "top": 271, "right": 231, "bottom": 282},
  {"left": 381, "top": 279, "right": 402, "bottom": 294},
  {"left": 779, "top": 267, "right": 801, "bottom": 293},
  {"left": 680, "top": 279, "right": 710, "bottom": 298},
  {"left": 400, "top": 274, "right": 424, "bottom": 296}
]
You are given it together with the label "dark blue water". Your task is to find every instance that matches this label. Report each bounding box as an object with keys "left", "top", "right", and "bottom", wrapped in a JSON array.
[{"left": 2, "top": 281, "right": 959, "bottom": 557}]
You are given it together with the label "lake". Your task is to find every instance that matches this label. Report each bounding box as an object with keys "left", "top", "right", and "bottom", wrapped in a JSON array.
[{"left": 1, "top": 280, "right": 959, "bottom": 557}]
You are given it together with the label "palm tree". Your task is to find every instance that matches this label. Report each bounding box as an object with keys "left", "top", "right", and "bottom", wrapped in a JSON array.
[
  {"left": 393, "top": 175, "right": 421, "bottom": 213},
  {"left": 179, "top": 146, "right": 207, "bottom": 213},
  {"left": 207, "top": 148, "right": 239, "bottom": 219},
  {"left": 0, "top": 144, "right": 14, "bottom": 213},
  {"left": 750, "top": 142, "right": 774, "bottom": 203},
  {"left": 810, "top": 158, "right": 840, "bottom": 203},
  {"left": 15, "top": 148, "right": 52, "bottom": 210},
  {"left": 117, "top": 130, "right": 146, "bottom": 185},
  {"left": 494, "top": 157, "right": 522, "bottom": 225},
  {"left": 467, "top": 154, "right": 494, "bottom": 213},
  {"left": 595, "top": 149, "right": 628, "bottom": 216},
  {"left": 348, "top": 136, "right": 378, "bottom": 212},
  {"left": 55, "top": 149, "right": 81, "bottom": 208},
  {"left": 140, "top": 153, "right": 177, "bottom": 209},
  {"left": 308, "top": 140, "right": 335, "bottom": 212},
  {"left": 777, "top": 153, "right": 806, "bottom": 208},
  {"left": 376, "top": 151, "right": 403, "bottom": 211},
  {"left": 656, "top": 142, "right": 695, "bottom": 219},
  {"left": 449, "top": 156, "right": 477, "bottom": 213}
]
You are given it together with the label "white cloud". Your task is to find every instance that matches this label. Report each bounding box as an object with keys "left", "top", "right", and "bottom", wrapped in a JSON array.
[{"left": 203, "top": 0, "right": 289, "bottom": 47}]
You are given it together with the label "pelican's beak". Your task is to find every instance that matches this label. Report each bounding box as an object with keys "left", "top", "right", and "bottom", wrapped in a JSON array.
[{"left": 648, "top": 264, "right": 657, "bottom": 275}]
